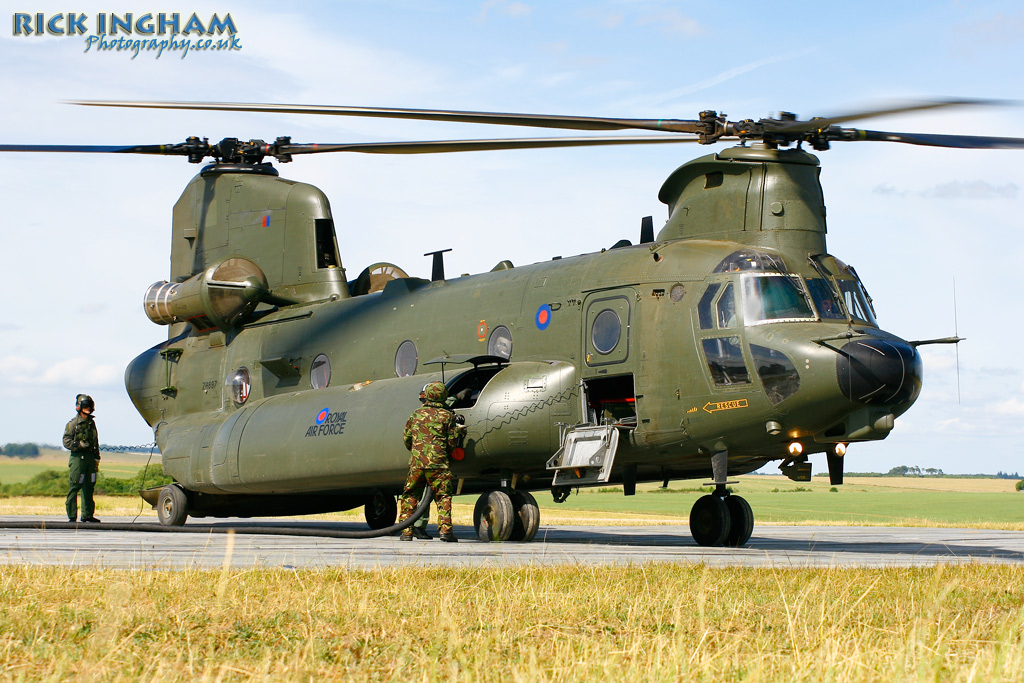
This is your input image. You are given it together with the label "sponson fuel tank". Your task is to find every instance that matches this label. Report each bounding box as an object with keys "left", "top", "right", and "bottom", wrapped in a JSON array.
[{"left": 156, "top": 360, "right": 579, "bottom": 495}]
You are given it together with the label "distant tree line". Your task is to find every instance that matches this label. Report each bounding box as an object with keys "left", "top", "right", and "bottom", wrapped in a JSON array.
[
  {"left": 818, "top": 466, "right": 1021, "bottom": 479},
  {"left": 1, "top": 443, "right": 40, "bottom": 457},
  {"left": 0, "top": 468, "right": 172, "bottom": 497}
]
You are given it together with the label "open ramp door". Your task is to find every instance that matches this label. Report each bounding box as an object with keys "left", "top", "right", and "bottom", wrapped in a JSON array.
[{"left": 546, "top": 425, "right": 620, "bottom": 487}]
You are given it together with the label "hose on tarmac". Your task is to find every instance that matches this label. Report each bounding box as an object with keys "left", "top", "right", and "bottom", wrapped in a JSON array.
[{"left": 0, "top": 489, "right": 434, "bottom": 539}]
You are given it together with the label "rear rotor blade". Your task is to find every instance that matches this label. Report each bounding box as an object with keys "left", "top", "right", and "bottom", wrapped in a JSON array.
[
  {"left": 771, "top": 98, "right": 1008, "bottom": 133},
  {"left": 70, "top": 99, "right": 708, "bottom": 134},
  {"left": 835, "top": 128, "right": 1024, "bottom": 149}
]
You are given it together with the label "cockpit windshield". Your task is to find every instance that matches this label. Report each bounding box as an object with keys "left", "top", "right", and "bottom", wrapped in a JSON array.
[{"left": 741, "top": 275, "right": 815, "bottom": 324}]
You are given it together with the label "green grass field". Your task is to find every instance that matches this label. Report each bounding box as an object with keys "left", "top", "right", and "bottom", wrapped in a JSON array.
[
  {"left": 0, "top": 448, "right": 156, "bottom": 484},
  {"left": 3, "top": 452, "right": 1022, "bottom": 528}
]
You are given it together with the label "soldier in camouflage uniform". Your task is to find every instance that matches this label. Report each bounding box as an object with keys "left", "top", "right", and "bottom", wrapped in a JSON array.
[
  {"left": 399, "top": 381, "right": 460, "bottom": 542},
  {"left": 63, "top": 394, "right": 101, "bottom": 523}
]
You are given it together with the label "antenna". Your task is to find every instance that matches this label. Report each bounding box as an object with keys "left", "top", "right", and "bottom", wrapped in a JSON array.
[{"left": 953, "top": 276, "right": 961, "bottom": 404}]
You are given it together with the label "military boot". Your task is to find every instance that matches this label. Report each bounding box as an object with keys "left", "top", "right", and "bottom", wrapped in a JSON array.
[{"left": 411, "top": 527, "right": 432, "bottom": 540}]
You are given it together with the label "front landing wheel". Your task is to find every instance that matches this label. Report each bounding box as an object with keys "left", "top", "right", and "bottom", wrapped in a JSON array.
[
  {"left": 723, "top": 495, "right": 754, "bottom": 547},
  {"left": 689, "top": 494, "right": 730, "bottom": 547},
  {"left": 157, "top": 484, "right": 189, "bottom": 527}
]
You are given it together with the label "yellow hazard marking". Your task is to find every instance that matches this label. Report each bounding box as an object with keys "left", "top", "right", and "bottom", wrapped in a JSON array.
[
  {"left": 703, "top": 399, "right": 749, "bottom": 414},
  {"left": 686, "top": 407, "right": 698, "bottom": 414}
]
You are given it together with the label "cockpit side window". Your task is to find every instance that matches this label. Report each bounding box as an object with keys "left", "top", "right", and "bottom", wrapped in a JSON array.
[
  {"left": 697, "top": 283, "right": 721, "bottom": 330},
  {"left": 702, "top": 337, "right": 750, "bottom": 386},
  {"left": 742, "top": 275, "right": 815, "bottom": 324},
  {"left": 717, "top": 283, "right": 737, "bottom": 329}
]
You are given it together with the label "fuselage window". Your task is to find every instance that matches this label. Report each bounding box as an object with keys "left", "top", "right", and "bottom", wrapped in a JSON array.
[
  {"left": 702, "top": 337, "right": 750, "bottom": 386},
  {"left": 228, "top": 367, "right": 251, "bottom": 405},
  {"left": 395, "top": 340, "right": 418, "bottom": 377},
  {"left": 311, "top": 354, "right": 331, "bottom": 389},
  {"left": 591, "top": 309, "right": 622, "bottom": 355},
  {"left": 697, "top": 283, "right": 721, "bottom": 330},
  {"left": 806, "top": 278, "right": 845, "bottom": 320},
  {"left": 742, "top": 275, "right": 814, "bottom": 324},
  {"left": 487, "top": 325, "right": 513, "bottom": 359}
]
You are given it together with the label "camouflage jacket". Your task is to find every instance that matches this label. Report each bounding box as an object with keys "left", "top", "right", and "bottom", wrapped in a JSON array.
[
  {"left": 63, "top": 414, "right": 99, "bottom": 456},
  {"left": 403, "top": 401, "right": 458, "bottom": 469}
]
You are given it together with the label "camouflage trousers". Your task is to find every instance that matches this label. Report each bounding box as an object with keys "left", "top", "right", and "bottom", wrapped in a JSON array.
[
  {"left": 399, "top": 466, "right": 453, "bottom": 536},
  {"left": 66, "top": 452, "right": 98, "bottom": 521}
]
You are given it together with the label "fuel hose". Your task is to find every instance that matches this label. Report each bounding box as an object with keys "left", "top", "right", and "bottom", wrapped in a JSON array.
[{"left": 0, "top": 489, "right": 434, "bottom": 539}]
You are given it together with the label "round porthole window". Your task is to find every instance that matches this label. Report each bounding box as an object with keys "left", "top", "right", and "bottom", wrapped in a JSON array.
[
  {"left": 487, "top": 325, "right": 513, "bottom": 359},
  {"left": 395, "top": 340, "right": 418, "bottom": 377},
  {"left": 228, "top": 367, "right": 251, "bottom": 405},
  {"left": 591, "top": 309, "right": 621, "bottom": 355},
  {"left": 311, "top": 354, "right": 331, "bottom": 389}
]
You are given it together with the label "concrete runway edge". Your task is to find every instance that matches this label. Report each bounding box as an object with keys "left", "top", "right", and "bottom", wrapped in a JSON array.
[{"left": 1, "top": 516, "right": 1022, "bottom": 569}]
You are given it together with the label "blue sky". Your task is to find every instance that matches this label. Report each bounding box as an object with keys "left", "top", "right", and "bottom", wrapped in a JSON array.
[{"left": 0, "top": 0, "right": 1022, "bottom": 475}]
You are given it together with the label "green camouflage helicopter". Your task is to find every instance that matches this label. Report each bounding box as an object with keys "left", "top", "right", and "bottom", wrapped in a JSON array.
[{"left": 5, "top": 98, "right": 1022, "bottom": 546}]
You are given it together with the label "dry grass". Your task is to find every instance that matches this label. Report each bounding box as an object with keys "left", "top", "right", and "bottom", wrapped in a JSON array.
[
  {"left": 0, "top": 498, "right": 680, "bottom": 527},
  {"left": 0, "top": 564, "right": 1020, "bottom": 681}
]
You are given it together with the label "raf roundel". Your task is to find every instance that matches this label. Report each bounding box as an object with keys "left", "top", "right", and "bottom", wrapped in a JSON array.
[
  {"left": 535, "top": 304, "right": 552, "bottom": 331},
  {"left": 316, "top": 408, "right": 329, "bottom": 425}
]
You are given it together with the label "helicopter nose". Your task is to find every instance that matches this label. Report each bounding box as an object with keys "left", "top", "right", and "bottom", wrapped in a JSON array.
[{"left": 836, "top": 338, "right": 922, "bottom": 407}]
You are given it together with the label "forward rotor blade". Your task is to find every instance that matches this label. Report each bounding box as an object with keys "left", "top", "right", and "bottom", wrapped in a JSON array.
[
  {"left": 0, "top": 143, "right": 189, "bottom": 154},
  {"left": 70, "top": 99, "right": 708, "bottom": 134},
  {"left": 284, "top": 135, "right": 706, "bottom": 155},
  {"left": 771, "top": 98, "right": 1008, "bottom": 133},
  {"left": 837, "top": 129, "right": 1024, "bottom": 149}
]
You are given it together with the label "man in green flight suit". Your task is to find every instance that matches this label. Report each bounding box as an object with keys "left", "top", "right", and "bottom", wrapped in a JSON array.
[
  {"left": 63, "top": 394, "right": 101, "bottom": 523},
  {"left": 399, "top": 381, "right": 460, "bottom": 542}
]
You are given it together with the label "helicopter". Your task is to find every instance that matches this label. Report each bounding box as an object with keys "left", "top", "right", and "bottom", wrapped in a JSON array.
[{"left": 4, "top": 98, "right": 1022, "bottom": 546}]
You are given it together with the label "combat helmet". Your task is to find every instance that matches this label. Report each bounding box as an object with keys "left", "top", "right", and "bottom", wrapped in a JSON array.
[{"left": 421, "top": 381, "right": 447, "bottom": 404}]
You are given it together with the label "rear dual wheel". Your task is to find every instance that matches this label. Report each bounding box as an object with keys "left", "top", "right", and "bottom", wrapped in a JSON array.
[{"left": 473, "top": 489, "right": 540, "bottom": 542}]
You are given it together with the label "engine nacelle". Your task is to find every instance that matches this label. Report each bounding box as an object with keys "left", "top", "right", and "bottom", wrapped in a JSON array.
[{"left": 144, "top": 256, "right": 269, "bottom": 331}]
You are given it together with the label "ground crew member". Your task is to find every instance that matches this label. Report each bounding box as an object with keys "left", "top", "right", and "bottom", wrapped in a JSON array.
[
  {"left": 399, "top": 381, "right": 460, "bottom": 542},
  {"left": 63, "top": 394, "right": 101, "bottom": 523}
]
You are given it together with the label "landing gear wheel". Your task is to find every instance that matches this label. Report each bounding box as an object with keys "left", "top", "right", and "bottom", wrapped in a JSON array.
[
  {"left": 508, "top": 490, "right": 540, "bottom": 542},
  {"left": 473, "top": 489, "right": 515, "bottom": 542},
  {"left": 689, "top": 494, "right": 730, "bottom": 547},
  {"left": 364, "top": 491, "right": 398, "bottom": 530},
  {"left": 723, "top": 495, "right": 754, "bottom": 547},
  {"left": 157, "top": 484, "right": 189, "bottom": 527}
]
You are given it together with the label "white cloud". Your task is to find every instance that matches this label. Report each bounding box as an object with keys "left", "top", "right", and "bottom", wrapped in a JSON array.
[
  {"left": 991, "top": 398, "right": 1024, "bottom": 416},
  {"left": 40, "top": 358, "right": 122, "bottom": 386},
  {"left": 637, "top": 9, "right": 704, "bottom": 37}
]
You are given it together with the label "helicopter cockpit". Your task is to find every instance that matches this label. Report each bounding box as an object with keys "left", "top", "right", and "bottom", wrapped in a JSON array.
[{"left": 699, "top": 249, "right": 878, "bottom": 328}]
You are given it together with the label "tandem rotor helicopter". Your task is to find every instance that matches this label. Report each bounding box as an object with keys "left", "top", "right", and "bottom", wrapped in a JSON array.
[{"left": 4, "top": 98, "right": 1022, "bottom": 546}]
